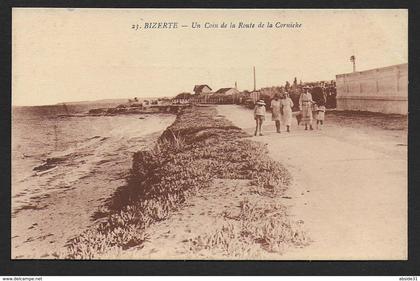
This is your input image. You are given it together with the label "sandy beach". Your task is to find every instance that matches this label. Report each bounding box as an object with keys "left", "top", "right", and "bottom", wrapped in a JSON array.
[
  {"left": 216, "top": 105, "right": 407, "bottom": 259},
  {"left": 11, "top": 114, "right": 176, "bottom": 259}
]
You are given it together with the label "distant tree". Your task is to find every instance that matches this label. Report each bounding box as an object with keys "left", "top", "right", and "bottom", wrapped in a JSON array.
[
  {"left": 134, "top": 97, "right": 139, "bottom": 102},
  {"left": 293, "top": 77, "right": 298, "bottom": 86},
  {"left": 241, "top": 90, "right": 250, "bottom": 96},
  {"left": 285, "top": 81, "right": 291, "bottom": 91},
  {"left": 175, "top": 92, "right": 192, "bottom": 99}
]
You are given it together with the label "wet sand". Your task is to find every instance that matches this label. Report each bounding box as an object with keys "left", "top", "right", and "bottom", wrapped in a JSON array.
[{"left": 12, "top": 115, "right": 175, "bottom": 259}]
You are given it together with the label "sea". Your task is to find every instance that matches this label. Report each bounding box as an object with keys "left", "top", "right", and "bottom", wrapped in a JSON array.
[{"left": 11, "top": 104, "right": 176, "bottom": 214}]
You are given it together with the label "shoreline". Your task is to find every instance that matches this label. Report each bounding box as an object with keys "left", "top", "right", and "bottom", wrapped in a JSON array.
[
  {"left": 11, "top": 114, "right": 176, "bottom": 259},
  {"left": 63, "top": 105, "right": 308, "bottom": 259}
]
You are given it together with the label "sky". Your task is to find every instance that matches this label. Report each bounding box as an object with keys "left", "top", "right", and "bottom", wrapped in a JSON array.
[{"left": 12, "top": 9, "right": 407, "bottom": 106}]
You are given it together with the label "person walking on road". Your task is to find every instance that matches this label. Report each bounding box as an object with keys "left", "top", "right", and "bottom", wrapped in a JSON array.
[
  {"left": 299, "top": 86, "right": 314, "bottom": 131},
  {"left": 270, "top": 94, "right": 282, "bottom": 133},
  {"left": 281, "top": 92, "right": 294, "bottom": 133},
  {"left": 315, "top": 100, "right": 326, "bottom": 130},
  {"left": 254, "top": 100, "right": 266, "bottom": 136}
]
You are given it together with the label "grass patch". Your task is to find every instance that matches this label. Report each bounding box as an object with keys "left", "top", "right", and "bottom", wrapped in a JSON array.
[
  {"left": 188, "top": 199, "right": 310, "bottom": 258},
  {"left": 63, "top": 106, "right": 294, "bottom": 259}
]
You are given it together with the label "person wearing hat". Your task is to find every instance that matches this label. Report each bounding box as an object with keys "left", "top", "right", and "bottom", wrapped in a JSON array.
[
  {"left": 281, "top": 92, "right": 294, "bottom": 133},
  {"left": 299, "top": 86, "right": 315, "bottom": 130},
  {"left": 254, "top": 100, "right": 266, "bottom": 136},
  {"left": 270, "top": 94, "right": 282, "bottom": 133}
]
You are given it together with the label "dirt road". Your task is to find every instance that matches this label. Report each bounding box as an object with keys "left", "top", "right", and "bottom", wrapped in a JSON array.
[{"left": 217, "top": 105, "right": 407, "bottom": 260}]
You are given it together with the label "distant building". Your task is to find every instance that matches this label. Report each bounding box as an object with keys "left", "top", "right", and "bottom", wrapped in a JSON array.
[
  {"left": 193, "top": 85, "right": 212, "bottom": 95},
  {"left": 214, "top": 88, "right": 238, "bottom": 95},
  {"left": 336, "top": 63, "right": 407, "bottom": 114},
  {"left": 214, "top": 88, "right": 240, "bottom": 103}
]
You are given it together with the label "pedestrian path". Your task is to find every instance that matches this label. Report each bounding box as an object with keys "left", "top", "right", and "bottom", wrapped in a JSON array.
[{"left": 217, "top": 105, "right": 407, "bottom": 260}]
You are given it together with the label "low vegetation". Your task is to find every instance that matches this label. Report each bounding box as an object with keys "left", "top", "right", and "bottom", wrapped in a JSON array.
[
  {"left": 189, "top": 199, "right": 309, "bottom": 258},
  {"left": 63, "top": 106, "right": 301, "bottom": 259}
]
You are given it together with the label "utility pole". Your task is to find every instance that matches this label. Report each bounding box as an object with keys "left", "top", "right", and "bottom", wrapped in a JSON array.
[
  {"left": 253, "top": 66, "right": 256, "bottom": 91},
  {"left": 350, "top": 55, "right": 356, "bottom": 72}
]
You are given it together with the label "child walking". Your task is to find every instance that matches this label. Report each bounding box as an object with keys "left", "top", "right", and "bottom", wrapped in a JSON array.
[
  {"left": 315, "top": 101, "right": 326, "bottom": 129},
  {"left": 254, "top": 100, "right": 266, "bottom": 136}
]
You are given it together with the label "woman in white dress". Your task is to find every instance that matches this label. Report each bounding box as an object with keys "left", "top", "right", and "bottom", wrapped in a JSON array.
[
  {"left": 270, "top": 94, "right": 282, "bottom": 133},
  {"left": 281, "top": 92, "right": 294, "bottom": 133},
  {"left": 299, "top": 87, "right": 314, "bottom": 130}
]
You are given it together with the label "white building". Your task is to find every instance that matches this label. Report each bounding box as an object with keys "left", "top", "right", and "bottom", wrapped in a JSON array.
[
  {"left": 193, "top": 85, "right": 212, "bottom": 95},
  {"left": 336, "top": 63, "right": 407, "bottom": 115},
  {"left": 215, "top": 88, "right": 240, "bottom": 95}
]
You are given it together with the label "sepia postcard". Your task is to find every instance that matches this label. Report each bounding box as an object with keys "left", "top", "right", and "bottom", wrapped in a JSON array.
[{"left": 11, "top": 8, "right": 408, "bottom": 260}]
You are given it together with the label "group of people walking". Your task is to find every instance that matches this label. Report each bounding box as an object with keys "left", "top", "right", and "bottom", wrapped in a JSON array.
[{"left": 253, "top": 86, "right": 326, "bottom": 136}]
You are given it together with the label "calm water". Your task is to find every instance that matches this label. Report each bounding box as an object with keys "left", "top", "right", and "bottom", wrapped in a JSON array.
[{"left": 12, "top": 104, "right": 175, "bottom": 211}]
